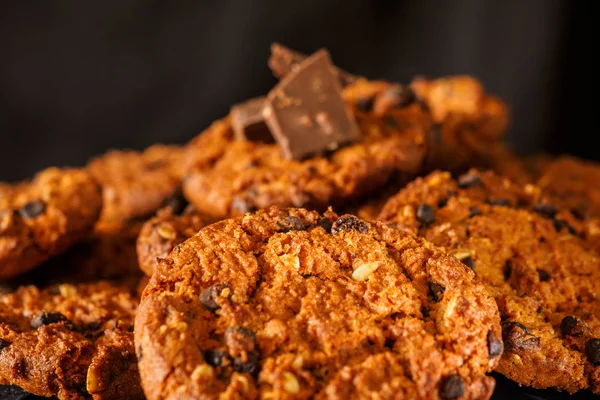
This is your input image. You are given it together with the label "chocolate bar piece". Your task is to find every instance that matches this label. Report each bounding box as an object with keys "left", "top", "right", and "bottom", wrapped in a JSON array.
[
  {"left": 268, "top": 43, "right": 357, "bottom": 86},
  {"left": 264, "top": 49, "right": 362, "bottom": 160},
  {"left": 230, "top": 96, "right": 273, "bottom": 143}
]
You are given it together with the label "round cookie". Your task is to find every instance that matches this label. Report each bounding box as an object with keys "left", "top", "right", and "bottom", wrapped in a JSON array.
[
  {"left": 87, "top": 145, "right": 185, "bottom": 224},
  {"left": 135, "top": 207, "right": 501, "bottom": 399},
  {"left": 0, "top": 281, "right": 143, "bottom": 400},
  {"left": 136, "top": 206, "right": 206, "bottom": 276},
  {"left": 1, "top": 168, "right": 102, "bottom": 280},
  {"left": 410, "top": 76, "right": 509, "bottom": 172},
  {"left": 379, "top": 171, "right": 600, "bottom": 394},
  {"left": 182, "top": 79, "right": 431, "bottom": 220},
  {"left": 9, "top": 218, "right": 145, "bottom": 292},
  {"left": 536, "top": 156, "right": 600, "bottom": 221}
]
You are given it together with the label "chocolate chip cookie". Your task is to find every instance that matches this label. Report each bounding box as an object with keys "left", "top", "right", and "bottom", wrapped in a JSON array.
[
  {"left": 1, "top": 168, "right": 102, "bottom": 280},
  {"left": 411, "top": 76, "right": 509, "bottom": 172},
  {"left": 183, "top": 79, "right": 430, "bottom": 219},
  {"left": 0, "top": 281, "right": 143, "bottom": 399},
  {"left": 536, "top": 156, "right": 600, "bottom": 221},
  {"left": 135, "top": 207, "right": 501, "bottom": 399},
  {"left": 136, "top": 206, "right": 206, "bottom": 276},
  {"left": 379, "top": 171, "right": 600, "bottom": 393},
  {"left": 87, "top": 145, "right": 185, "bottom": 224}
]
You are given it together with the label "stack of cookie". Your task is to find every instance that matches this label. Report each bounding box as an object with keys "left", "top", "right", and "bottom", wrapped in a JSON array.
[{"left": 1, "top": 44, "right": 598, "bottom": 399}]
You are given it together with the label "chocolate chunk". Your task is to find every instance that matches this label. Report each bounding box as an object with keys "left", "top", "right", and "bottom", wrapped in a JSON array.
[
  {"left": 268, "top": 43, "right": 357, "bottom": 86},
  {"left": 457, "top": 173, "right": 481, "bottom": 188},
  {"left": 570, "top": 207, "right": 585, "bottom": 221},
  {"left": 553, "top": 218, "right": 578, "bottom": 235},
  {"left": 383, "top": 116, "right": 398, "bottom": 128},
  {"left": 429, "top": 281, "right": 445, "bottom": 302},
  {"left": 585, "top": 339, "right": 600, "bottom": 365},
  {"left": 532, "top": 203, "right": 557, "bottom": 219},
  {"left": 30, "top": 311, "right": 68, "bottom": 329},
  {"left": 440, "top": 374, "right": 464, "bottom": 400},
  {"left": 561, "top": 316, "right": 583, "bottom": 337},
  {"left": 264, "top": 49, "right": 362, "bottom": 160},
  {"left": 204, "top": 349, "right": 230, "bottom": 368},
  {"left": 19, "top": 201, "right": 46, "bottom": 219},
  {"left": 469, "top": 206, "right": 482, "bottom": 218},
  {"left": 331, "top": 215, "right": 369, "bottom": 235},
  {"left": 502, "top": 321, "right": 541, "bottom": 351},
  {"left": 199, "top": 284, "right": 230, "bottom": 312},
  {"left": 487, "top": 331, "right": 503, "bottom": 358},
  {"left": 225, "top": 326, "right": 257, "bottom": 354},
  {"left": 537, "top": 269, "right": 550, "bottom": 282},
  {"left": 488, "top": 199, "right": 512, "bottom": 207},
  {"left": 317, "top": 217, "right": 334, "bottom": 233},
  {"left": 277, "top": 216, "right": 306, "bottom": 232},
  {"left": 503, "top": 260, "right": 513, "bottom": 281},
  {"left": 0, "top": 338, "right": 9, "bottom": 350},
  {"left": 416, "top": 204, "right": 435, "bottom": 225},
  {"left": 461, "top": 256, "right": 475, "bottom": 271},
  {"left": 355, "top": 97, "right": 374, "bottom": 112},
  {"left": 373, "top": 84, "right": 417, "bottom": 116},
  {"left": 160, "top": 190, "right": 188, "bottom": 215},
  {"left": 232, "top": 350, "right": 261, "bottom": 377},
  {"left": 231, "top": 96, "right": 274, "bottom": 143}
]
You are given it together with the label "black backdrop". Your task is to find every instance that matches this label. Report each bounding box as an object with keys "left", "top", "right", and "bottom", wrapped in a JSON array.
[{"left": 0, "top": 1, "right": 595, "bottom": 182}]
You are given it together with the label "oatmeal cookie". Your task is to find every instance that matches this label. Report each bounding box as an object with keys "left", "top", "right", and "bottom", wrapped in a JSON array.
[
  {"left": 379, "top": 171, "right": 600, "bottom": 393},
  {"left": 87, "top": 145, "right": 185, "bottom": 224},
  {"left": 1, "top": 168, "right": 102, "bottom": 280},
  {"left": 536, "top": 156, "right": 600, "bottom": 221},
  {"left": 411, "top": 76, "right": 509, "bottom": 172},
  {"left": 136, "top": 206, "right": 206, "bottom": 276},
  {"left": 0, "top": 281, "right": 143, "bottom": 399},
  {"left": 135, "top": 207, "right": 501, "bottom": 399},
  {"left": 182, "top": 79, "right": 430, "bottom": 219}
]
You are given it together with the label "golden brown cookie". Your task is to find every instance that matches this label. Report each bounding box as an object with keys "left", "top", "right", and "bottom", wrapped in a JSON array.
[
  {"left": 87, "top": 145, "right": 185, "bottom": 224},
  {"left": 537, "top": 156, "right": 600, "bottom": 220},
  {"left": 0, "top": 281, "right": 143, "bottom": 400},
  {"left": 411, "top": 76, "right": 509, "bottom": 172},
  {"left": 1, "top": 168, "right": 102, "bottom": 280},
  {"left": 136, "top": 206, "right": 206, "bottom": 276},
  {"left": 182, "top": 79, "right": 431, "bottom": 220},
  {"left": 379, "top": 171, "right": 600, "bottom": 394},
  {"left": 135, "top": 207, "right": 501, "bottom": 399}
]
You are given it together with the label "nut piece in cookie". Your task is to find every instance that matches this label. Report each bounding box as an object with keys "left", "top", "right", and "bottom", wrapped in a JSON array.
[
  {"left": 0, "top": 281, "right": 143, "bottom": 399},
  {"left": 379, "top": 170, "right": 600, "bottom": 394},
  {"left": 135, "top": 207, "right": 501, "bottom": 399},
  {"left": 137, "top": 205, "right": 206, "bottom": 276},
  {"left": 1, "top": 168, "right": 102, "bottom": 280}
]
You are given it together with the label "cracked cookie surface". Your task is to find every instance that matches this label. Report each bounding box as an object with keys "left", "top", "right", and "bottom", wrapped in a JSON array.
[
  {"left": 136, "top": 206, "right": 206, "bottom": 276},
  {"left": 379, "top": 171, "right": 600, "bottom": 394},
  {"left": 135, "top": 207, "right": 501, "bottom": 399},
  {"left": 0, "top": 281, "right": 143, "bottom": 400}
]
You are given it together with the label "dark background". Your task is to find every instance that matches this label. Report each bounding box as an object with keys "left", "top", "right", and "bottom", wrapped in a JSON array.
[{"left": 0, "top": 0, "right": 595, "bottom": 182}]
